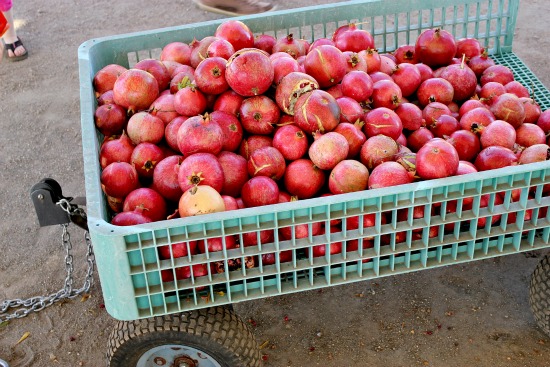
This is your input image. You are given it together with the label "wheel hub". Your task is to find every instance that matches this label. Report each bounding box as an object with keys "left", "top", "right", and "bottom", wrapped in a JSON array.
[{"left": 137, "top": 344, "right": 222, "bottom": 367}]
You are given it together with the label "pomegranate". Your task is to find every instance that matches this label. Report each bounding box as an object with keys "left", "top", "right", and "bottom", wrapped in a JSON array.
[
  {"left": 455, "top": 38, "right": 482, "bottom": 59},
  {"left": 279, "top": 220, "right": 322, "bottom": 241},
  {"left": 272, "top": 33, "right": 308, "bottom": 59},
  {"left": 94, "top": 103, "right": 127, "bottom": 137},
  {"left": 415, "top": 28, "right": 457, "bottom": 67},
  {"left": 333, "top": 23, "right": 374, "bottom": 52},
  {"left": 391, "top": 63, "right": 422, "bottom": 97},
  {"left": 429, "top": 114, "right": 460, "bottom": 138},
  {"left": 467, "top": 51, "right": 495, "bottom": 77},
  {"left": 415, "top": 63, "right": 434, "bottom": 82},
  {"left": 459, "top": 106, "right": 495, "bottom": 131},
  {"left": 123, "top": 188, "right": 167, "bottom": 222},
  {"left": 369, "top": 71, "right": 392, "bottom": 83},
  {"left": 416, "top": 77, "right": 454, "bottom": 106},
  {"left": 359, "top": 48, "right": 382, "bottom": 73},
  {"left": 160, "top": 42, "right": 192, "bottom": 65},
  {"left": 164, "top": 116, "right": 187, "bottom": 152},
  {"left": 241, "top": 176, "right": 280, "bottom": 207},
  {"left": 99, "top": 132, "right": 135, "bottom": 169},
  {"left": 198, "top": 235, "right": 238, "bottom": 253},
  {"left": 239, "top": 135, "right": 273, "bottom": 160},
  {"left": 478, "top": 120, "right": 516, "bottom": 149},
  {"left": 407, "top": 127, "right": 434, "bottom": 153},
  {"left": 173, "top": 81, "right": 207, "bottom": 117},
  {"left": 368, "top": 161, "right": 414, "bottom": 189},
  {"left": 111, "top": 211, "right": 152, "bottom": 226},
  {"left": 395, "top": 103, "right": 423, "bottom": 131},
  {"left": 440, "top": 62, "right": 477, "bottom": 102},
  {"left": 309, "top": 132, "right": 349, "bottom": 170},
  {"left": 272, "top": 124, "right": 308, "bottom": 161},
  {"left": 214, "top": 20, "right": 254, "bottom": 51},
  {"left": 169, "top": 70, "right": 195, "bottom": 94},
  {"left": 379, "top": 55, "right": 397, "bottom": 75},
  {"left": 248, "top": 146, "right": 286, "bottom": 180},
  {"left": 307, "top": 226, "right": 343, "bottom": 258},
  {"left": 446, "top": 129, "right": 481, "bottom": 162},
  {"left": 304, "top": 45, "right": 347, "bottom": 88},
  {"left": 343, "top": 51, "right": 369, "bottom": 73},
  {"left": 363, "top": 107, "right": 403, "bottom": 140},
  {"left": 271, "top": 56, "right": 301, "bottom": 86},
  {"left": 456, "top": 160, "right": 478, "bottom": 175},
  {"left": 537, "top": 110, "right": 550, "bottom": 135},
  {"left": 218, "top": 151, "right": 249, "bottom": 197},
  {"left": 194, "top": 57, "right": 229, "bottom": 95},
  {"left": 489, "top": 93, "right": 525, "bottom": 128},
  {"left": 275, "top": 71, "right": 319, "bottom": 115},
  {"left": 226, "top": 48, "right": 274, "bottom": 96},
  {"left": 371, "top": 80, "right": 402, "bottom": 110},
  {"left": 474, "top": 146, "right": 518, "bottom": 171},
  {"left": 93, "top": 64, "right": 128, "bottom": 97},
  {"left": 179, "top": 185, "right": 225, "bottom": 218},
  {"left": 150, "top": 94, "right": 178, "bottom": 126},
  {"left": 329, "top": 160, "right": 369, "bottom": 194},
  {"left": 261, "top": 250, "right": 293, "bottom": 266},
  {"left": 393, "top": 45, "right": 419, "bottom": 64},
  {"left": 239, "top": 95, "right": 280, "bottom": 135},
  {"left": 178, "top": 153, "right": 224, "bottom": 193},
  {"left": 505, "top": 81, "right": 530, "bottom": 98},
  {"left": 334, "top": 121, "right": 367, "bottom": 159},
  {"left": 360, "top": 134, "right": 399, "bottom": 170},
  {"left": 254, "top": 34, "right": 276, "bottom": 54},
  {"left": 126, "top": 111, "right": 164, "bottom": 145},
  {"left": 308, "top": 38, "right": 335, "bottom": 52},
  {"left": 134, "top": 58, "right": 171, "bottom": 92},
  {"left": 213, "top": 90, "right": 244, "bottom": 116},
  {"left": 341, "top": 70, "right": 373, "bottom": 102},
  {"left": 422, "top": 102, "right": 452, "bottom": 125},
  {"left": 394, "top": 151, "right": 417, "bottom": 180},
  {"left": 153, "top": 155, "right": 184, "bottom": 202},
  {"left": 206, "top": 38, "right": 235, "bottom": 59},
  {"left": 337, "top": 96, "right": 364, "bottom": 123},
  {"left": 520, "top": 98, "right": 542, "bottom": 124},
  {"left": 516, "top": 123, "right": 546, "bottom": 147},
  {"left": 158, "top": 240, "right": 198, "bottom": 260},
  {"left": 458, "top": 99, "right": 486, "bottom": 118},
  {"left": 518, "top": 144, "right": 550, "bottom": 165},
  {"left": 209, "top": 110, "right": 243, "bottom": 152},
  {"left": 293, "top": 89, "right": 341, "bottom": 134},
  {"left": 113, "top": 69, "right": 159, "bottom": 114},
  {"left": 177, "top": 114, "right": 224, "bottom": 156},
  {"left": 284, "top": 159, "right": 326, "bottom": 199},
  {"left": 97, "top": 90, "right": 115, "bottom": 106},
  {"left": 131, "top": 142, "right": 165, "bottom": 178},
  {"left": 241, "top": 229, "right": 274, "bottom": 247},
  {"left": 416, "top": 138, "right": 459, "bottom": 179},
  {"left": 479, "top": 81, "right": 506, "bottom": 105},
  {"left": 101, "top": 162, "right": 140, "bottom": 198},
  {"left": 480, "top": 65, "right": 515, "bottom": 86}
]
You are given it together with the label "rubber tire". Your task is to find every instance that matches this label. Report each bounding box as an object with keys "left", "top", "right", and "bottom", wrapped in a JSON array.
[
  {"left": 107, "top": 306, "right": 261, "bottom": 367},
  {"left": 529, "top": 253, "right": 550, "bottom": 337}
]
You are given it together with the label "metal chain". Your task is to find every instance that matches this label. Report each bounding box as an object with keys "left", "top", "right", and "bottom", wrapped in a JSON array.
[{"left": 0, "top": 201, "right": 95, "bottom": 322}]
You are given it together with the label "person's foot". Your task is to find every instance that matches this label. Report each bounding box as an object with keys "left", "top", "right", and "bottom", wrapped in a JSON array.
[
  {"left": 193, "top": 0, "right": 276, "bottom": 16},
  {"left": 2, "top": 37, "right": 28, "bottom": 61}
]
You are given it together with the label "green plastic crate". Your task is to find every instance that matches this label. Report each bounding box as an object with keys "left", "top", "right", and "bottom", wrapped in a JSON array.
[{"left": 78, "top": 0, "right": 550, "bottom": 321}]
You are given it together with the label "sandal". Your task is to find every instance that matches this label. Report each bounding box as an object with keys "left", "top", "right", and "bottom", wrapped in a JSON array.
[{"left": 2, "top": 38, "right": 28, "bottom": 62}]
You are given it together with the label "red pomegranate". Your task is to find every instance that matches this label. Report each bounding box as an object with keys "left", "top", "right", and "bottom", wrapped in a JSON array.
[
  {"left": 272, "top": 124, "right": 309, "bottom": 161},
  {"left": 415, "top": 28, "right": 457, "bottom": 67},
  {"left": 363, "top": 107, "right": 403, "bottom": 140},
  {"left": 391, "top": 63, "right": 422, "bottom": 97},
  {"left": 455, "top": 38, "right": 482, "bottom": 59},
  {"left": 134, "top": 58, "right": 171, "bottom": 92},
  {"left": 368, "top": 161, "right": 414, "bottom": 189},
  {"left": 131, "top": 142, "right": 165, "bottom": 178},
  {"left": 341, "top": 70, "right": 373, "bottom": 103},
  {"left": 123, "top": 188, "right": 167, "bottom": 222},
  {"left": 164, "top": 116, "right": 187, "bottom": 152},
  {"left": 359, "top": 48, "right": 382, "bottom": 73},
  {"left": 160, "top": 42, "right": 192, "bottom": 65},
  {"left": 218, "top": 151, "right": 249, "bottom": 197},
  {"left": 308, "top": 132, "right": 350, "bottom": 170},
  {"left": 113, "top": 69, "right": 159, "bottom": 113},
  {"left": 152, "top": 155, "right": 184, "bottom": 202},
  {"left": 101, "top": 162, "right": 140, "bottom": 198},
  {"left": 150, "top": 94, "right": 178, "bottom": 126},
  {"left": 329, "top": 160, "right": 370, "bottom": 194},
  {"left": 518, "top": 144, "right": 550, "bottom": 165},
  {"left": 284, "top": 159, "right": 326, "bottom": 199},
  {"left": 93, "top": 64, "right": 128, "bottom": 97},
  {"left": 226, "top": 48, "right": 274, "bottom": 97},
  {"left": 275, "top": 71, "right": 319, "bottom": 115},
  {"left": 206, "top": 38, "right": 235, "bottom": 59},
  {"left": 337, "top": 96, "right": 364, "bottom": 124},
  {"left": 214, "top": 20, "right": 254, "bottom": 51},
  {"left": 440, "top": 63, "right": 477, "bottom": 102},
  {"left": 407, "top": 127, "right": 434, "bottom": 153},
  {"left": 272, "top": 33, "right": 308, "bottom": 59},
  {"left": 333, "top": 23, "right": 374, "bottom": 52},
  {"left": 480, "top": 65, "right": 515, "bottom": 86},
  {"left": 209, "top": 110, "right": 243, "bottom": 152},
  {"left": 467, "top": 51, "right": 495, "bottom": 77},
  {"left": 158, "top": 240, "right": 198, "bottom": 260},
  {"left": 239, "top": 135, "right": 273, "bottom": 160},
  {"left": 416, "top": 138, "right": 459, "bottom": 179},
  {"left": 478, "top": 120, "right": 516, "bottom": 149},
  {"left": 304, "top": 45, "right": 347, "bottom": 88},
  {"left": 520, "top": 98, "right": 542, "bottom": 124},
  {"left": 416, "top": 77, "right": 454, "bottom": 106},
  {"left": 111, "top": 211, "right": 152, "bottom": 226},
  {"left": 271, "top": 56, "right": 301, "bottom": 86},
  {"left": 194, "top": 57, "right": 229, "bottom": 95},
  {"left": 94, "top": 103, "right": 127, "bottom": 137},
  {"left": 239, "top": 95, "right": 280, "bottom": 135},
  {"left": 99, "top": 132, "right": 135, "bottom": 169},
  {"left": 213, "top": 90, "right": 244, "bottom": 116},
  {"left": 177, "top": 114, "right": 224, "bottom": 156},
  {"left": 446, "top": 129, "right": 481, "bottom": 162},
  {"left": 395, "top": 103, "right": 423, "bottom": 131},
  {"left": 516, "top": 123, "right": 546, "bottom": 147},
  {"left": 489, "top": 93, "right": 525, "bottom": 129},
  {"left": 178, "top": 153, "right": 225, "bottom": 193},
  {"left": 254, "top": 34, "right": 276, "bottom": 54},
  {"left": 360, "top": 134, "right": 399, "bottom": 170},
  {"left": 293, "top": 89, "right": 341, "bottom": 134},
  {"left": 393, "top": 45, "right": 419, "bottom": 64},
  {"left": 474, "top": 146, "right": 518, "bottom": 171},
  {"left": 342, "top": 51, "right": 369, "bottom": 73},
  {"left": 247, "top": 146, "right": 286, "bottom": 180},
  {"left": 334, "top": 121, "right": 367, "bottom": 159},
  {"left": 126, "top": 111, "right": 165, "bottom": 145},
  {"left": 241, "top": 176, "right": 280, "bottom": 207},
  {"left": 371, "top": 79, "right": 402, "bottom": 110}
]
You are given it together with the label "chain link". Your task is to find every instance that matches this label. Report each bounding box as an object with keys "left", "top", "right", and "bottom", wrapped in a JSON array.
[{"left": 0, "top": 201, "right": 95, "bottom": 322}]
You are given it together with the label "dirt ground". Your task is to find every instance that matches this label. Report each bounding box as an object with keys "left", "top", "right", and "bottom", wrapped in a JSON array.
[{"left": 1, "top": 0, "right": 550, "bottom": 366}]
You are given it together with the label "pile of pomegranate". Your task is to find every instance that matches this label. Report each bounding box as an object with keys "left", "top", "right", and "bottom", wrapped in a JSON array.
[{"left": 93, "top": 20, "right": 550, "bottom": 281}]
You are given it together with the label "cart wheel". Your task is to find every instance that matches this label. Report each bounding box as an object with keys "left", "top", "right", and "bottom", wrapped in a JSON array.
[
  {"left": 529, "top": 253, "right": 550, "bottom": 336},
  {"left": 107, "top": 306, "right": 261, "bottom": 367}
]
